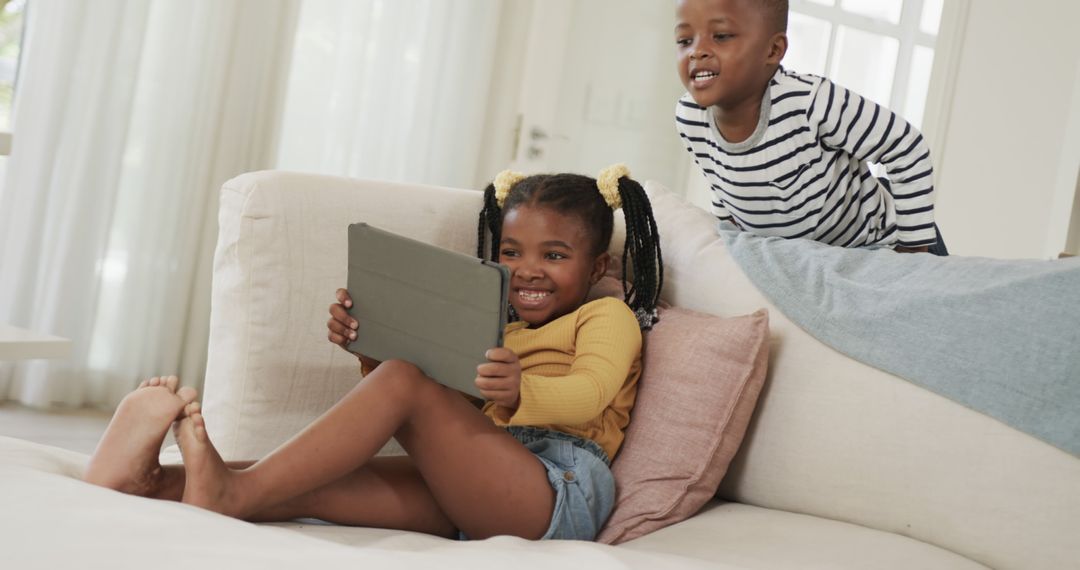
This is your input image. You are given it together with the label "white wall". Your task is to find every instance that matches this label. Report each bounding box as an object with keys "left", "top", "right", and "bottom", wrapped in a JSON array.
[
  {"left": 1068, "top": 192, "right": 1080, "bottom": 255},
  {"left": 473, "top": 1, "right": 535, "bottom": 189},
  {"left": 474, "top": 0, "right": 688, "bottom": 191},
  {"left": 544, "top": 0, "right": 687, "bottom": 189},
  {"left": 932, "top": 1, "right": 1080, "bottom": 259}
]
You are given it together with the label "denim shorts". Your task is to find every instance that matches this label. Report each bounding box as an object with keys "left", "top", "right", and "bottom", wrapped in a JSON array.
[{"left": 459, "top": 426, "right": 616, "bottom": 541}]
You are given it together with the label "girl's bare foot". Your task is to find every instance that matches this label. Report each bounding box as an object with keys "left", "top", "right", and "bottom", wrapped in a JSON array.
[
  {"left": 176, "top": 403, "right": 249, "bottom": 517},
  {"left": 138, "top": 375, "right": 180, "bottom": 392},
  {"left": 84, "top": 376, "right": 196, "bottom": 497}
]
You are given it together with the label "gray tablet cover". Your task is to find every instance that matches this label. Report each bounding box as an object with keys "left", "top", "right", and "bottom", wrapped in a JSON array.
[{"left": 346, "top": 223, "right": 509, "bottom": 398}]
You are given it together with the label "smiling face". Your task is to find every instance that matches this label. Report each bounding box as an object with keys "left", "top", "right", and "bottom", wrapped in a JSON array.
[
  {"left": 675, "top": 0, "right": 786, "bottom": 110},
  {"left": 498, "top": 205, "right": 609, "bottom": 328}
]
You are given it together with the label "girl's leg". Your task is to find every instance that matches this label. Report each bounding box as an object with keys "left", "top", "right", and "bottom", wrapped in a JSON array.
[
  {"left": 248, "top": 455, "right": 456, "bottom": 536},
  {"left": 178, "top": 360, "right": 555, "bottom": 539},
  {"left": 152, "top": 458, "right": 456, "bottom": 536},
  {"left": 87, "top": 377, "right": 452, "bottom": 535}
]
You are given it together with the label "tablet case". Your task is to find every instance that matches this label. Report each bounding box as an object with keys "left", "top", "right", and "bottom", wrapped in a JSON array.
[{"left": 346, "top": 223, "right": 509, "bottom": 398}]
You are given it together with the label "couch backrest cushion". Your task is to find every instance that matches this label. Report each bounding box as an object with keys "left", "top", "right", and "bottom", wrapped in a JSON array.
[
  {"left": 201, "top": 171, "right": 486, "bottom": 459},
  {"left": 198, "top": 171, "right": 627, "bottom": 460}
]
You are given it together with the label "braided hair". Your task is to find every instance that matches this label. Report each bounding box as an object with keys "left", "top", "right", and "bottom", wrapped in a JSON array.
[{"left": 477, "top": 172, "right": 663, "bottom": 329}]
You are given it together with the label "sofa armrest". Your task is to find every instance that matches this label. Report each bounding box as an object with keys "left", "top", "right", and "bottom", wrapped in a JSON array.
[{"left": 201, "top": 170, "right": 484, "bottom": 459}]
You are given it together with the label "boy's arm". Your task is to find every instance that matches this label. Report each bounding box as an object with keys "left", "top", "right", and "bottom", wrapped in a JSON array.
[
  {"left": 810, "top": 80, "right": 937, "bottom": 248},
  {"left": 490, "top": 299, "right": 642, "bottom": 426},
  {"left": 708, "top": 193, "right": 737, "bottom": 227}
]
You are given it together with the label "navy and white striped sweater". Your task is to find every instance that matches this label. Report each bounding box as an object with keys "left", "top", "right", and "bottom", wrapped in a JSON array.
[{"left": 676, "top": 67, "right": 937, "bottom": 248}]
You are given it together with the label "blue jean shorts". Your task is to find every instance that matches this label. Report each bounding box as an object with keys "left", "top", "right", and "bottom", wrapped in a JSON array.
[{"left": 460, "top": 426, "right": 616, "bottom": 541}]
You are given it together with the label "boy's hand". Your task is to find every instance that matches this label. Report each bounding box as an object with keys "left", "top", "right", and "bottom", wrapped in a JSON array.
[
  {"left": 895, "top": 245, "right": 930, "bottom": 254},
  {"left": 327, "top": 288, "right": 381, "bottom": 372},
  {"left": 475, "top": 347, "right": 522, "bottom": 410}
]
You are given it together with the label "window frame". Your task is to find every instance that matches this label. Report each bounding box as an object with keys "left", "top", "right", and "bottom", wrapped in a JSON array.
[
  {"left": 789, "top": 0, "right": 971, "bottom": 181},
  {"left": 0, "top": 0, "right": 28, "bottom": 156},
  {"left": 789, "top": 0, "right": 939, "bottom": 117}
]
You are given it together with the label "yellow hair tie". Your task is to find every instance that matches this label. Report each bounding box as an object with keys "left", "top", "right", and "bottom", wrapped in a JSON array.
[
  {"left": 597, "top": 164, "right": 628, "bottom": 209},
  {"left": 493, "top": 169, "right": 526, "bottom": 208}
]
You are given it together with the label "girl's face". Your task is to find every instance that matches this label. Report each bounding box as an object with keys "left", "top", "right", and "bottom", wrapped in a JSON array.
[{"left": 499, "top": 205, "right": 610, "bottom": 328}]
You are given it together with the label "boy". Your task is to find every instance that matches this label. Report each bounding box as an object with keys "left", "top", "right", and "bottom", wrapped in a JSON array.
[{"left": 674, "top": 0, "right": 944, "bottom": 254}]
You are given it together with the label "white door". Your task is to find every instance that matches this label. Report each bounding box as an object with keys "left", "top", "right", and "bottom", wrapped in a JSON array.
[
  {"left": 509, "top": 0, "right": 574, "bottom": 174},
  {"left": 509, "top": 0, "right": 689, "bottom": 192}
]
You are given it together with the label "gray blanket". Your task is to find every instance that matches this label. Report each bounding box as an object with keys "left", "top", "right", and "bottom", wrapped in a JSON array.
[{"left": 720, "top": 227, "right": 1080, "bottom": 457}]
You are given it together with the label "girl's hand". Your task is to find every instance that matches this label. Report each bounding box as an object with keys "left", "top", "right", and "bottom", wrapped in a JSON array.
[
  {"left": 327, "top": 288, "right": 358, "bottom": 349},
  {"left": 475, "top": 347, "right": 522, "bottom": 410},
  {"left": 328, "top": 288, "right": 381, "bottom": 372}
]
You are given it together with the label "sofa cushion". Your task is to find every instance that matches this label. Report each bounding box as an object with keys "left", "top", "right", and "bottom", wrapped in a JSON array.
[
  {"left": 0, "top": 437, "right": 722, "bottom": 570},
  {"left": 597, "top": 307, "right": 769, "bottom": 544},
  {"left": 192, "top": 172, "right": 488, "bottom": 461},
  {"left": 621, "top": 501, "right": 986, "bottom": 569}
]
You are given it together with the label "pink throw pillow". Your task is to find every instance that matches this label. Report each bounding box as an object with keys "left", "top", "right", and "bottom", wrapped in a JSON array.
[{"left": 597, "top": 306, "right": 770, "bottom": 544}]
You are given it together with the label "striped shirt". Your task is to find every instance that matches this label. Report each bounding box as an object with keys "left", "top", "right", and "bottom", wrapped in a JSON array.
[{"left": 676, "top": 67, "right": 937, "bottom": 248}]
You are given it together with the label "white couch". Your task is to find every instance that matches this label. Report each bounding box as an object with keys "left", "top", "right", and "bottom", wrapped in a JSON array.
[{"left": 2, "top": 170, "right": 1076, "bottom": 569}]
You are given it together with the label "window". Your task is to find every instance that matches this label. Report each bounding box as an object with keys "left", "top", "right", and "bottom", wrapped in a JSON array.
[
  {"left": 785, "top": 0, "right": 943, "bottom": 128},
  {"left": 0, "top": 0, "right": 27, "bottom": 155}
]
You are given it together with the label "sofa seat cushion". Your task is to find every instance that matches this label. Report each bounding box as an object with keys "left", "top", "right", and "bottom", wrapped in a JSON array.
[
  {"left": 0, "top": 436, "right": 733, "bottom": 570},
  {"left": 621, "top": 500, "right": 988, "bottom": 570},
  {"left": 265, "top": 499, "right": 986, "bottom": 569}
]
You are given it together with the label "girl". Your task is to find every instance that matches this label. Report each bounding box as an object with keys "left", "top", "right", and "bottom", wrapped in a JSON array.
[{"left": 86, "top": 164, "right": 663, "bottom": 542}]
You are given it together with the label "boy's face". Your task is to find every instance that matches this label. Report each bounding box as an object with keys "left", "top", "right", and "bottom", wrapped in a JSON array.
[{"left": 675, "top": 0, "right": 786, "bottom": 109}]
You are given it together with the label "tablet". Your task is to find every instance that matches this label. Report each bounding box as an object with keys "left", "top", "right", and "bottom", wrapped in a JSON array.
[{"left": 346, "top": 223, "right": 509, "bottom": 398}]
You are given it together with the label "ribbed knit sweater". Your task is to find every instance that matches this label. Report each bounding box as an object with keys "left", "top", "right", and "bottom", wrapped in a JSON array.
[{"left": 483, "top": 297, "right": 642, "bottom": 460}]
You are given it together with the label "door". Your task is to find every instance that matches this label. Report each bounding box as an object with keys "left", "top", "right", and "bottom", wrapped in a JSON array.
[{"left": 509, "top": 0, "right": 689, "bottom": 192}]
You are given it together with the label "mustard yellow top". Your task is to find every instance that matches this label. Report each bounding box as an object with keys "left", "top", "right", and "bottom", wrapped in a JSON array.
[{"left": 482, "top": 296, "right": 642, "bottom": 460}]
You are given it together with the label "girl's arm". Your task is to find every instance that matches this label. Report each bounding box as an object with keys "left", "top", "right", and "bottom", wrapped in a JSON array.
[
  {"left": 810, "top": 79, "right": 938, "bottom": 249},
  {"left": 490, "top": 298, "right": 642, "bottom": 426}
]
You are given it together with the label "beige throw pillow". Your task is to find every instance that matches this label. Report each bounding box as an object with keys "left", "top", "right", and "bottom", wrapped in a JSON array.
[{"left": 597, "top": 306, "right": 770, "bottom": 544}]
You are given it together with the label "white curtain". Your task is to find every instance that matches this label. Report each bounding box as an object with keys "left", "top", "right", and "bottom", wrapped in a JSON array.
[
  {"left": 0, "top": 0, "right": 299, "bottom": 409},
  {"left": 276, "top": 0, "right": 501, "bottom": 188}
]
